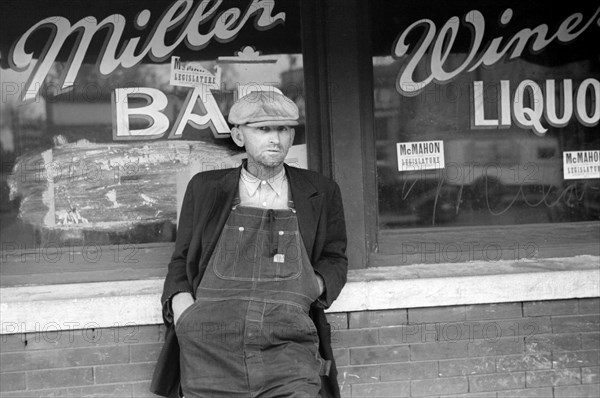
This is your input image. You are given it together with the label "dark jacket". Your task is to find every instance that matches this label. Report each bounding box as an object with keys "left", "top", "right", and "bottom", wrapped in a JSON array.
[{"left": 151, "top": 163, "right": 348, "bottom": 398}]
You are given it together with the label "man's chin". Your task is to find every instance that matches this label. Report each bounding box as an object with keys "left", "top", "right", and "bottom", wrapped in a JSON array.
[{"left": 258, "top": 155, "right": 286, "bottom": 168}]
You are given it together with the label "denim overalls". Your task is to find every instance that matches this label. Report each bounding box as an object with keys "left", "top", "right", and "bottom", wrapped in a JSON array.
[{"left": 176, "top": 198, "right": 327, "bottom": 397}]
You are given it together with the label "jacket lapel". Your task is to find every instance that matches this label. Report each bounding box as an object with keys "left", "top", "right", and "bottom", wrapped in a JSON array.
[
  {"left": 201, "top": 167, "right": 240, "bottom": 263},
  {"left": 286, "top": 165, "right": 323, "bottom": 260}
]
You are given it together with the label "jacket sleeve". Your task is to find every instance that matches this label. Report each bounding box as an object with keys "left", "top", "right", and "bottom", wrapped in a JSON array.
[
  {"left": 312, "top": 181, "right": 348, "bottom": 309},
  {"left": 160, "top": 176, "right": 197, "bottom": 324}
]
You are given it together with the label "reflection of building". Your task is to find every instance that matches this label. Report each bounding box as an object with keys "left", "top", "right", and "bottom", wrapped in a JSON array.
[
  {"left": 281, "top": 67, "right": 307, "bottom": 144},
  {"left": 4, "top": 106, "right": 49, "bottom": 156},
  {"left": 8, "top": 57, "right": 309, "bottom": 246},
  {"left": 281, "top": 67, "right": 306, "bottom": 119},
  {"left": 1, "top": 101, "right": 49, "bottom": 215},
  {"left": 372, "top": 57, "right": 598, "bottom": 227},
  {"left": 44, "top": 75, "right": 178, "bottom": 144}
]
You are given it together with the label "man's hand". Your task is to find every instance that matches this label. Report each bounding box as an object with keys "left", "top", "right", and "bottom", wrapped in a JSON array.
[
  {"left": 172, "top": 292, "right": 195, "bottom": 326},
  {"left": 315, "top": 273, "right": 325, "bottom": 296}
]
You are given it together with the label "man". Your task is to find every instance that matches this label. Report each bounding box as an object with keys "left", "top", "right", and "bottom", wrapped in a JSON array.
[{"left": 151, "top": 90, "right": 348, "bottom": 398}]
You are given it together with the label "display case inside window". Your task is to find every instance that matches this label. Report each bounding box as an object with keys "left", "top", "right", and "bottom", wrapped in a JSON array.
[
  {"left": 0, "top": 1, "right": 305, "bottom": 249},
  {"left": 371, "top": 0, "right": 599, "bottom": 231}
]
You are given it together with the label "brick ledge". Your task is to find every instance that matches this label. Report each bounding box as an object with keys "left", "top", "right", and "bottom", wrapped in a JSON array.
[{"left": 1, "top": 255, "right": 599, "bottom": 334}]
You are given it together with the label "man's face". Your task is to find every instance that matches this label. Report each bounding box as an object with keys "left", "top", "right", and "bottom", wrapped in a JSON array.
[{"left": 232, "top": 124, "right": 295, "bottom": 169}]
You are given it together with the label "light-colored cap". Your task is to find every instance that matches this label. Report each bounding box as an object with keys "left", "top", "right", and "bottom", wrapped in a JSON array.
[{"left": 228, "top": 91, "right": 299, "bottom": 127}]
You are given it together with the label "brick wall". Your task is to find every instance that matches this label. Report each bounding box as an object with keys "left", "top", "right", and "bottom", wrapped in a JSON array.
[
  {"left": 332, "top": 298, "right": 599, "bottom": 398},
  {"left": 0, "top": 323, "right": 164, "bottom": 397},
  {"left": 1, "top": 298, "right": 598, "bottom": 398}
]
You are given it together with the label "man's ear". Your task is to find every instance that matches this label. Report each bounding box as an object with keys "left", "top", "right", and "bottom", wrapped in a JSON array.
[{"left": 230, "top": 126, "right": 245, "bottom": 148}]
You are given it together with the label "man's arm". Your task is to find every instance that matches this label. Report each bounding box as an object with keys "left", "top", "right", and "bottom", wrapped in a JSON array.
[
  {"left": 312, "top": 181, "right": 348, "bottom": 309},
  {"left": 160, "top": 176, "right": 197, "bottom": 325}
]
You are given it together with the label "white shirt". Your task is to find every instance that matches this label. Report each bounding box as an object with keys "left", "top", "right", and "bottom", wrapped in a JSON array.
[{"left": 238, "top": 167, "right": 289, "bottom": 209}]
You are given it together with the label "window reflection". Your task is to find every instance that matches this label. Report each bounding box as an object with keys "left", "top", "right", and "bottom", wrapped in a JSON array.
[
  {"left": 374, "top": 56, "right": 599, "bottom": 228},
  {"left": 1, "top": 55, "right": 305, "bottom": 247}
]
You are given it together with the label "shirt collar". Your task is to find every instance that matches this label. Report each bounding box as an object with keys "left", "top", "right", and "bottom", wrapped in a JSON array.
[{"left": 240, "top": 166, "right": 287, "bottom": 197}]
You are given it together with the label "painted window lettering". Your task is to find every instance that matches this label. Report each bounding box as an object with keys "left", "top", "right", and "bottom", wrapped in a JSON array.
[
  {"left": 392, "top": 7, "right": 600, "bottom": 133},
  {"left": 393, "top": 7, "right": 600, "bottom": 96},
  {"left": 10, "top": 0, "right": 285, "bottom": 102}
]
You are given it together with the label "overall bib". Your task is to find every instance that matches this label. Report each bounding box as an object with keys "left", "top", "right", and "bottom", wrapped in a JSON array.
[{"left": 176, "top": 199, "right": 326, "bottom": 398}]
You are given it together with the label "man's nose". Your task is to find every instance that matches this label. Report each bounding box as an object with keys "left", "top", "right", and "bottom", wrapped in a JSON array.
[{"left": 268, "top": 131, "right": 280, "bottom": 143}]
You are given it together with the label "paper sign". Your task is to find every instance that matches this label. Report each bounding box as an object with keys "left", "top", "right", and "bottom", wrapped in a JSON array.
[
  {"left": 397, "top": 140, "right": 445, "bottom": 171},
  {"left": 563, "top": 150, "right": 600, "bottom": 180},
  {"left": 169, "top": 56, "right": 221, "bottom": 89}
]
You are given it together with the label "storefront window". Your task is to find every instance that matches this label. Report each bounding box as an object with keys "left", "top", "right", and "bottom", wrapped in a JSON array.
[
  {"left": 0, "top": 1, "right": 305, "bottom": 251},
  {"left": 371, "top": 0, "right": 600, "bottom": 266},
  {"left": 371, "top": 0, "right": 599, "bottom": 263}
]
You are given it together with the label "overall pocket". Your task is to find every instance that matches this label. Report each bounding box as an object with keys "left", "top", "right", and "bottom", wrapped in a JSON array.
[
  {"left": 213, "top": 226, "right": 302, "bottom": 281},
  {"left": 258, "top": 229, "right": 303, "bottom": 280}
]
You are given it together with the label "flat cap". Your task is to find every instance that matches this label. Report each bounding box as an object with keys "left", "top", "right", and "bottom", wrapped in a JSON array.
[{"left": 228, "top": 91, "right": 299, "bottom": 127}]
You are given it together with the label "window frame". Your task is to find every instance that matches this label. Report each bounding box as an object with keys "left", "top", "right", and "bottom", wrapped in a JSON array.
[{"left": 314, "top": 0, "right": 600, "bottom": 269}]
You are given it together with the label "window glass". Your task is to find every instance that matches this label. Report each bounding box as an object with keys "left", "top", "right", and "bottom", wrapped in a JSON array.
[
  {"left": 372, "top": 0, "right": 599, "bottom": 231},
  {"left": 0, "top": 1, "right": 305, "bottom": 249}
]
